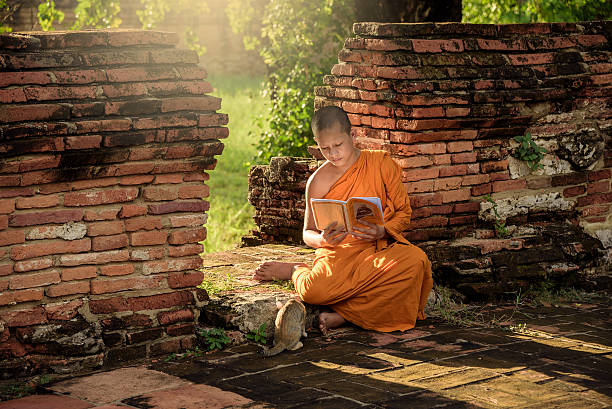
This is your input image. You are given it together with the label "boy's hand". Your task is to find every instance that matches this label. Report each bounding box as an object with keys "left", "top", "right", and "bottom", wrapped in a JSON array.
[
  {"left": 351, "top": 220, "right": 385, "bottom": 241},
  {"left": 319, "top": 221, "right": 348, "bottom": 248}
]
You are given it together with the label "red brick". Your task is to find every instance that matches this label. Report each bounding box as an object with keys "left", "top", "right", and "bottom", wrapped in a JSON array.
[
  {"left": 405, "top": 180, "right": 435, "bottom": 194},
  {"left": 0, "top": 215, "right": 7, "bottom": 230},
  {"left": 89, "top": 296, "right": 129, "bottom": 314},
  {"left": 588, "top": 169, "right": 611, "bottom": 182},
  {"left": 462, "top": 174, "right": 490, "bottom": 186},
  {"left": 169, "top": 244, "right": 204, "bottom": 257},
  {"left": 84, "top": 208, "right": 121, "bottom": 221},
  {"left": 0, "top": 306, "right": 47, "bottom": 327},
  {"left": 581, "top": 204, "right": 609, "bottom": 217},
  {"left": 563, "top": 186, "right": 586, "bottom": 197},
  {"left": 10, "top": 270, "right": 60, "bottom": 290},
  {"left": 587, "top": 180, "right": 610, "bottom": 194},
  {"left": 14, "top": 257, "right": 53, "bottom": 273},
  {"left": 150, "top": 338, "right": 182, "bottom": 356},
  {"left": 92, "top": 234, "right": 129, "bottom": 251},
  {"left": 157, "top": 308, "right": 194, "bottom": 325},
  {"left": 168, "top": 228, "right": 206, "bottom": 245},
  {"left": 0, "top": 187, "right": 36, "bottom": 199},
  {"left": 551, "top": 172, "right": 587, "bottom": 186},
  {"left": 450, "top": 215, "right": 477, "bottom": 225},
  {"left": 435, "top": 177, "right": 463, "bottom": 191},
  {"left": 131, "top": 231, "right": 168, "bottom": 246},
  {"left": 409, "top": 107, "right": 444, "bottom": 118},
  {"left": 46, "top": 281, "right": 90, "bottom": 297},
  {"left": 59, "top": 249, "right": 129, "bottom": 266},
  {"left": 154, "top": 174, "right": 184, "bottom": 184},
  {"left": 15, "top": 195, "right": 59, "bottom": 209},
  {"left": 64, "top": 188, "right": 138, "bottom": 207},
  {"left": 178, "top": 185, "right": 210, "bottom": 199},
  {"left": 142, "top": 257, "right": 202, "bottom": 274},
  {"left": 166, "top": 322, "right": 195, "bottom": 336},
  {"left": 91, "top": 276, "right": 163, "bottom": 295},
  {"left": 100, "top": 263, "right": 135, "bottom": 277},
  {"left": 120, "top": 175, "right": 155, "bottom": 186},
  {"left": 412, "top": 39, "right": 464, "bottom": 53},
  {"left": 147, "top": 201, "right": 209, "bottom": 215},
  {"left": 445, "top": 107, "right": 470, "bottom": 117},
  {"left": 0, "top": 104, "right": 70, "bottom": 123},
  {"left": 576, "top": 192, "right": 612, "bottom": 207},
  {"left": 71, "top": 178, "right": 117, "bottom": 190},
  {"left": 0, "top": 71, "right": 53, "bottom": 87},
  {"left": 161, "top": 96, "right": 221, "bottom": 113},
  {"left": 10, "top": 288, "right": 45, "bottom": 304},
  {"left": 0, "top": 264, "right": 13, "bottom": 276},
  {"left": 130, "top": 247, "right": 166, "bottom": 261},
  {"left": 169, "top": 215, "right": 207, "bottom": 228},
  {"left": 0, "top": 230, "right": 25, "bottom": 246},
  {"left": 61, "top": 266, "right": 97, "bottom": 281},
  {"left": 11, "top": 238, "right": 90, "bottom": 261},
  {"left": 0, "top": 199, "right": 15, "bottom": 214},
  {"left": 432, "top": 154, "right": 452, "bottom": 165},
  {"left": 441, "top": 188, "right": 471, "bottom": 203},
  {"left": 87, "top": 220, "right": 124, "bottom": 237},
  {"left": 489, "top": 171, "right": 510, "bottom": 181},
  {"left": 526, "top": 176, "right": 551, "bottom": 189},
  {"left": 454, "top": 202, "right": 481, "bottom": 213},
  {"left": 9, "top": 209, "right": 82, "bottom": 227},
  {"left": 125, "top": 216, "right": 163, "bottom": 232},
  {"left": 451, "top": 152, "right": 477, "bottom": 164},
  {"left": 167, "top": 271, "right": 203, "bottom": 289},
  {"left": 142, "top": 186, "right": 179, "bottom": 201},
  {"left": 492, "top": 179, "right": 527, "bottom": 193},
  {"left": 45, "top": 299, "right": 83, "bottom": 320},
  {"left": 439, "top": 165, "right": 467, "bottom": 178},
  {"left": 127, "top": 291, "right": 194, "bottom": 311},
  {"left": 198, "top": 113, "right": 229, "bottom": 127},
  {"left": 471, "top": 183, "right": 492, "bottom": 196},
  {"left": 447, "top": 141, "right": 473, "bottom": 153},
  {"left": 119, "top": 205, "right": 148, "bottom": 218},
  {"left": 402, "top": 168, "right": 439, "bottom": 182},
  {"left": 394, "top": 156, "right": 433, "bottom": 169},
  {"left": 481, "top": 160, "right": 509, "bottom": 173}
]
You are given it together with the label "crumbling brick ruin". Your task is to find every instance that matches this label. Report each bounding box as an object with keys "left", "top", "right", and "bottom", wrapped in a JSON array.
[
  {"left": 0, "top": 30, "right": 226, "bottom": 378},
  {"left": 247, "top": 21, "right": 611, "bottom": 299}
]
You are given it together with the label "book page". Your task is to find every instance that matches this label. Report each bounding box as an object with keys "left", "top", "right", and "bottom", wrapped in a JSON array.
[
  {"left": 347, "top": 197, "right": 384, "bottom": 230},
  {"left": 311, "top": 200, "right": 348, "bottom": 231}
]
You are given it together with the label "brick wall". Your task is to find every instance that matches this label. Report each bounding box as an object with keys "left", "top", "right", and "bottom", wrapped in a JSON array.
[
  {"left": 247, "top": 21, "right": 611, "bottom": 298},
  {"left": 0, "top": 30, "right": 226, "bottom": 378}
]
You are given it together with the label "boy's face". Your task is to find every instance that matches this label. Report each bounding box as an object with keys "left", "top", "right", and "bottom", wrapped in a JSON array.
[{"left": 315, "top": 124, "right": 355, "bottom": 168}]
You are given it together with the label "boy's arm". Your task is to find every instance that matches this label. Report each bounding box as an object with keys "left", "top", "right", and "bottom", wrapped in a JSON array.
[
  {"left": 381, "top": 153, "right": 412, "bottom": 244},
  {"left": 303, "top": 169, "right": 347, "bottom": 248}
]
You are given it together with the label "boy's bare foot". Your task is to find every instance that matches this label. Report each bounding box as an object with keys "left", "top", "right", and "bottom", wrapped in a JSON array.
[
  {"left": 319, "top": 312, "right": 346, "bottom": 335},
  {"left": 252, "top": 261, "right": 304, "bottom": 281}
]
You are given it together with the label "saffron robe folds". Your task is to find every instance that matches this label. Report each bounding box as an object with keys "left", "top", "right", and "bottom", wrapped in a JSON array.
[{"left": 292, "top": 150, "right": 433, "bottom": 332}]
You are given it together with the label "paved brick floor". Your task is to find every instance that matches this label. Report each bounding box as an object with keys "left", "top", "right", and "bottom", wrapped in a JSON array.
[{"left": 1, "top": 300, "right": 610, "bottom": 408}]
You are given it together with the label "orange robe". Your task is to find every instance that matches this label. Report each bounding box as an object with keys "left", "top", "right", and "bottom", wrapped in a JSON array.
[{"left": 292, "top": 150, "right": 433, "bottom": 332}]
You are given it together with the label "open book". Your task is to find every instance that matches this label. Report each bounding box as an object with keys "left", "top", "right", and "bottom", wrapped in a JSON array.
[{"left": 310, "top": 197, "right": 384, "bottom": 233}]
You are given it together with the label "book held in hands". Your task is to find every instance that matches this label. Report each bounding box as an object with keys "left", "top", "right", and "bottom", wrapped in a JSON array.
[{"left": 310, "top": 197, "right": 384, "bottom": 233}]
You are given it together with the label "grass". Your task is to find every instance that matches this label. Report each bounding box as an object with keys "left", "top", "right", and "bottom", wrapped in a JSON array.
[{"left": 202, "top": 74, "right": 268, "bottom": 254}]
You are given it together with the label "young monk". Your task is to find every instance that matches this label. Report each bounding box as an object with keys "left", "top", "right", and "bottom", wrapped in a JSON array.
[{"left": 253, "top": 105, "right": 433, "bottom": 334}]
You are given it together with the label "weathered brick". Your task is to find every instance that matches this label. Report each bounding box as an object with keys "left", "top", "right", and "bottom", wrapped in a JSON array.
[
  {"left": 167, "top": 271, "right": 203, "bottom": 289},
  {"left": 92, "top": 234, "right": 129, "bottom": 251},
  {"left": 0, "top": 215, "right": 7, "bottom": 230},
  {"left": 14, "top": 258, "right": 53, "bottom": 273},
  {"left": 441, "top": 188, "right": 471, "bottom": 203},
  {"left": 120, "top": 175, "right": 155, "bottom": 186},
  {"left": 168, "top": 228, "right": 206, "bottom": 245},
  {"left": 84, "top": 208, "right": 121, "bottom": 221},
  {"left": 166, "top": 323, "right": 195, "bottom": 336},
  {"left": 130, "top": 247, "right": 166, "bottom": 261},
  {"left": 100, "top": 264, "right": 135, "bottom": 277},
  {"left": 142, "top": 186, "right": 179, "bottom": 201},
  {"left": 124, "top": 217, "right": 163, "bottom": 232},
  {"left": 157, "top": 309, "right": 194, "bottom": 325},
  {"left": 15, "top": 195, "right": 59, "bottom": 209},
  {"left": 9, "top": 209, "right": 82, "bottom": 227},
  {"left": 551, "top": 172, "right": 587, "bottom": 186},
  {"left": 434, "top": 177, "right": 463, "bottom": 191},
  {"left": 59, "top": 249, "right": 129, "bottom": 266},
  {"left": 447, "top": 141, "right": 473, "bottom": 153},
  {"left": 11, "top": 238, "right": 90, "bottom": 261},
  {"left": 148, "top": 201, "right": 210, "bottom": 215},
  {"left": 154, "top": 174, "right": 184, "bottom": 184},
  {"left": 61, "top": 266, "right": 97, "bottom": 281},
  {"left": 439, "top": 165, "right": 468, "bottom": 178},
  {"left": 169, "top": 214, "right": 207, "bottom": 228},
  {"left": 0, "top": 230, "right": 25, "bottom": 246},
  {"left": 576, "top": 192, "right": 612, "bottom": 207},
  {"left": 588, "top": 169, "right": 611, "bottom": 182},
  {"left": 0, "top": 306, "right": 47, "bottom": 327},
  {"left": 563, "top": 185, "right": 586, "bottom": 198},
  {"left": 89, "top": 297, "right": 129, "bottom": 314},
  {"left": 587, "top": 180, "right": 610, "bottom": 194},
  {"left": 128, "top": 291, "right": 194, "bottom": 311},
  {"left": 10, "top": 270, "right": 60, "bottom": 290},
  {"left": 131, "top": 231, "right": 168, "bottom": 246},
  {"left": 87, "top": 221, "right": 125, "bottom": 237},
  {"left": 471, "top": 183, "right": 492, "bottom": 196},
  {"left": 0, "top": 103, "right": 70, "bottom": 123},
  {"left": 91, "top": 276, "right": 163, "bottom": 295},
  {"left": 402, "top": 168, "right": 440, "bottom": 182},
  {"left": 142, "top": 257, "right": 202, "bottom": 274},
  {"left": 161, "top": 96, "right": 221, "bottom": 113},
  {"left": 64, "top": 188, "right": 139, "bottom": 207},
  {"left": 119, "top": 205, "right": 148, "bottom": 218},
  {"left": 169, "top": 244, "right": 204, "bottom": 257},
  {"left": 492, "top": 179, "right": 527, "bottom": 193},
  {"left": 46, "top": 281, "right": 90, "bottom": 297},
  {"left": 0, "top": 264, "right": 13, "bottom": 276},
  {"left": 451, "top": 152, "right": 478, "bottom": 164},
  {"left": 45, "top": 299, "right": 84, "bottom": 320},
  {"left": 0, "top": 199, "right": 15, "bottom": 214}
]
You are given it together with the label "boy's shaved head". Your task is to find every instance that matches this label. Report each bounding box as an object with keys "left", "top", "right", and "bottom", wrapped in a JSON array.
[{"left": 311, "top": 106, "right": 351, "bottom": 138}]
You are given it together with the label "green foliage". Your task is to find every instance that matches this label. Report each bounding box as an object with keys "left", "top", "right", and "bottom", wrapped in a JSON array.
[
  {"left": 228, "top": 0, "right": 355, "bottom": 163},
  {"left": 72, "top": 0, "right": 121, "bottom": 29},
  {"left": 484, "top": 195, "right": 510, "bottom": 238},
  {"left": 0, "top": 0, "right": 15, "bottom": 33},
  {"left": 246, "top": 323, "right": 268, "bottom": 344},
  {"left": 37, "top": 1, "right": 65, "bottom": 31},
  {"left": 199, "top": 328, "right": 231, "bottom": 351},
  {"left": 463, "top": 0, "right": 612, "bottom": 23},
  {"left": 163, "top": 347, "right": 205, "bottom": 362},
  {"left": 513, "top": 132, "right": 547, "bottom": 171}
]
